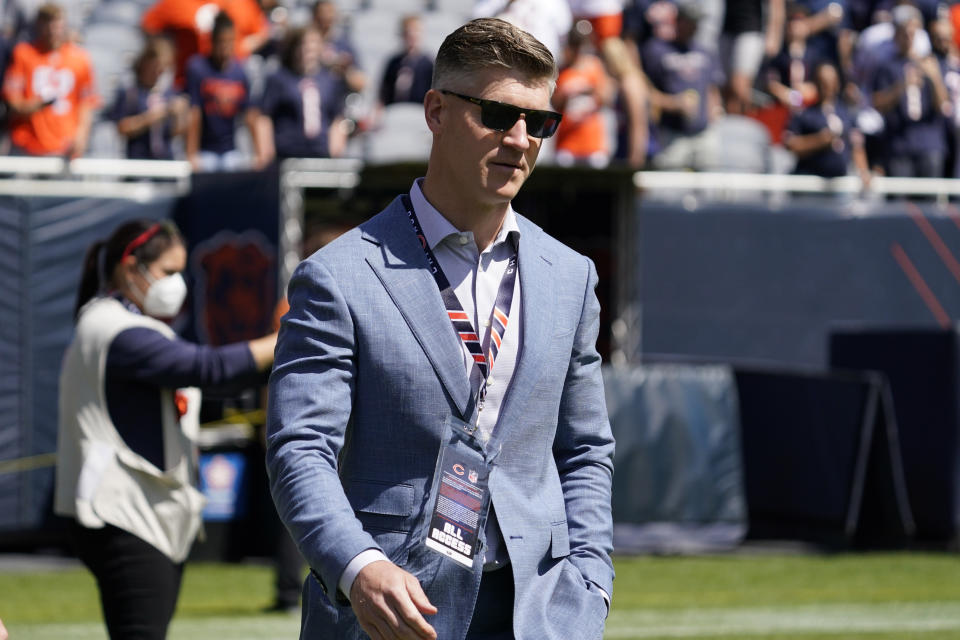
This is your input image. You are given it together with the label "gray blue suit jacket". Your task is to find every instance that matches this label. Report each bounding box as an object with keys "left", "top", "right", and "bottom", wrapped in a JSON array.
[{"left": 266, "top": 196, "right": 615, "bottom": 640}]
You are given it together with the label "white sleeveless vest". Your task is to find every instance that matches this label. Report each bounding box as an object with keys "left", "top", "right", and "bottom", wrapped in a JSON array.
[{"left": 55, "top": 297, "right": 205, "bottom": 562}]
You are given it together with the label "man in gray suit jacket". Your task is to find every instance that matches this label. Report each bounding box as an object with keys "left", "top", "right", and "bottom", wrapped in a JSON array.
[{"left": 266, "top": 17, "right": 615, "bottom": 640}]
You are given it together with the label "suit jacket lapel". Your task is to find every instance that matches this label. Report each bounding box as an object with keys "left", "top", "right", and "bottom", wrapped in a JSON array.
[
  {"left": 495, "top": 218, "right": 556, "bottom": 441},
  {"left": 362, "top": 199, "right": 473, "bottom": 418}
]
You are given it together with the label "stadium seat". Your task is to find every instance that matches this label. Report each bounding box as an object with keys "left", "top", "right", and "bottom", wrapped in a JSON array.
[
  {"left": 83, "top": 22, "right": 144, "bottom": 57},
  {"left": 364, "top": 102, "right": 431, "bottom": 163},
  {"left": 356, "top": 0, "right": 429, "bottom": 12},
  {"left": 87, "top": 45, "right": 134, "bottom": 103},
  {"left": 703, "top": 114, "right": 772, "bottom": 174},
  {"left": 421, "top": 11, "right": 468, "bottom": 51},
  {"left": 86, "top": 0, "right": 142, "bottom": 26},
  {"left": 87, "top": 118, "right": 124, "bottom": 158}
]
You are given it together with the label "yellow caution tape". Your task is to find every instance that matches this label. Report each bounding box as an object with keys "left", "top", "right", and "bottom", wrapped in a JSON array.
[
  {"left": 0, "top": 409, "right": 267, "bottom": 475},
  {"left": 0, "top": 452, "right": 57, "bottom": 475}
]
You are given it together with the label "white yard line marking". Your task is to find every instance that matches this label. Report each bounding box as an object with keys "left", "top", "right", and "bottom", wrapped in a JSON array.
[{"left": 605, "top": 602, "right": 960, "bottom": 637}]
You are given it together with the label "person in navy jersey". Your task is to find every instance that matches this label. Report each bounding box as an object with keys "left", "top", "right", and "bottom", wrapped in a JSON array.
[
  {"left": 642, "top": 1, "right": 724, "bottom": 169},
  {"left": 931, "top": 16, "right": 960, "bottom": 178},
  {"left": 260, "top": 26, "right": 347, "bottom": 160},
  {"left": 185, "top": 11, "right": 268, "bottom": 171},
  {"left": 784, "top": 60, "right": 871, "bottom": 181},
  {"left": 378, "top": 14, "right": 434, "bottom": 107},
  {"left": 55, "top": 219, "right": 277, "bottom": 640},
  {"left": 870, "top": 3, "right": 949, "bottom": 177},
  {"left": 791, "top": 0, "right": 847, "bottom": 65},
  {"left": 312, "top": 0, "right": 365, "bottom": 95},
  {"left": 110, "top": 38, "right": 188, "bottom": 160},
  {"left": 763, "top": 3, "right": 824, "bottom": 110}
]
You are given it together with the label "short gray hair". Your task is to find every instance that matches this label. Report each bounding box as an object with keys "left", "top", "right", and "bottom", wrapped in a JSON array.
[{"left": 432, "top": 18, "right": 557, "bottom": 91}]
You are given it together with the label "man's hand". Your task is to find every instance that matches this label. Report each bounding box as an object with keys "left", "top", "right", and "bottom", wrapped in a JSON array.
[{"left": 350, "top": 560, "right": 438, "bottom": 640}]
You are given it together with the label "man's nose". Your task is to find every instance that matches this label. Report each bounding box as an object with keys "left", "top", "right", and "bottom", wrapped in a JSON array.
[{"left": 502, "top": 115, "right": 531, "bottom": 150}]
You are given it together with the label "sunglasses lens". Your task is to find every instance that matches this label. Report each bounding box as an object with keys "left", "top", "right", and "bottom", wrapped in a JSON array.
[
  {"left": 525, "top": 112, "right": 561, "bottom": 138},
  {"left": 480, "top": 102, "right": 523, "bottom": 132},
  {"left": 475, "top": 96, "right": 562, "bottom": 138}
]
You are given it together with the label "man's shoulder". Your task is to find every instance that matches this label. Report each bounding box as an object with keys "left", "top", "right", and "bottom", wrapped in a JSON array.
[
  {"left": 516, "top": 213, "right": 591, "bottom": 269},
  {"left": 306, "top": 197, "right": 406, "bottom": 266}
]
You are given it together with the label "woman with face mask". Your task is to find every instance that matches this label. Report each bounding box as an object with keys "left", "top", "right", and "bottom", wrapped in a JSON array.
[{"left": 54, "top": 219, "right": 278, "bottom": 640}]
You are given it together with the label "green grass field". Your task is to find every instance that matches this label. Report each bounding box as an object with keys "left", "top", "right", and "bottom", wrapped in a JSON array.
[{"left": 4, "top": 552, "right": 960, "bottom": 639}]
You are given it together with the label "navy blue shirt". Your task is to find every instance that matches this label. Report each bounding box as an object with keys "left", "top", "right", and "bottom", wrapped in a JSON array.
[
  {"left": 642, "top": 36, "right": 723, "bottom": 135},
  {"left": 260, "top": 65, "right": 344, "bottom": 159},
  {"left": 787, "top": 100, "right": 858, "bottom": 177},
  {"left": 764, "top": 45, "right": 824, "bottom": 96},
  {"left": 109, "top": 82, "right": 178, "bottom": 160},
  {"left": 872, "top": 52, "right": 947, "bottom": 155},
  {"left": 378, "top": 51, "right": 433, "bottom": 106},
  {"left": 723, "top": 0, "right": 763, "bottom": 35},
  {"left": 795, "top": 0, "right": 846, "bottom": 64},
  {"left": 939, "top": 53, "right": 960, "bottom": 177},
  {"left": 185, "top": 54, "right": 251, "bottom": 154},
  {"left": 104, "top": 298, "right": 259, "bottom": 470},
  {"left": 845, "top": 0, "right": 877, "bottom": 32},
  {"left": 874, "top": 0, "right": 945, "bottom": 24}
]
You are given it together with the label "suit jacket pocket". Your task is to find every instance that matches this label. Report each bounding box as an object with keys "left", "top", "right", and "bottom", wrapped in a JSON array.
[
  {"left": 345, "top": 479, "right": 416, "bottom": 565},
  {"left": 344, "top": 479, "right": 415, "bottom": 518}
]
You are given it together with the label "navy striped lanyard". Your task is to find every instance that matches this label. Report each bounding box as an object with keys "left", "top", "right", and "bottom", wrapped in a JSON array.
[{"left": 402, "top": 195, "right": 518, "bottom": 406}]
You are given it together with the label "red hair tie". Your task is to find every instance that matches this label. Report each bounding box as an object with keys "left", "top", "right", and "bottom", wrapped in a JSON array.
[{"left": 121, "top": 223, "right": 162, "bottom": 262}]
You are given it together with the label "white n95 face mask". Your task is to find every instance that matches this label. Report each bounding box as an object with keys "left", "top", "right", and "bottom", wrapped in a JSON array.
[{"left": 140, "top": 267, "right": 187, "bottom": 318}]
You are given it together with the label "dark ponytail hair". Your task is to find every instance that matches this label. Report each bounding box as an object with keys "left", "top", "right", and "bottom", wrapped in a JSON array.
[{"left": 73, "top": 219, "right": 184, "bottom": 320}]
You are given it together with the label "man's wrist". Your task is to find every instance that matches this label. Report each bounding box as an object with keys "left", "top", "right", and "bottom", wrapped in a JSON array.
[{"left": 338, "top": 548, "right": 390, "bottom": 601}]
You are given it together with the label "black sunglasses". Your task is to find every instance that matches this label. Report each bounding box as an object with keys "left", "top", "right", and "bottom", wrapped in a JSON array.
[{"left": 441, "top": 90, "right": 563, "bottom": 139}]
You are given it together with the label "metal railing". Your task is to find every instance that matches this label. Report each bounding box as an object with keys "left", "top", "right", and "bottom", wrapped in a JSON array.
[
  {"left": 634, "top": 171, "right": 960, "bottom": 202},
  {"left": 0, "top": 156, "right": 192, "bottom": 202}
]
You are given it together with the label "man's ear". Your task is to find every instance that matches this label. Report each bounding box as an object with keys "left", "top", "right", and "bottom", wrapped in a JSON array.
[{"left": 423, "top": 89, "right": 444, "bottom": 134}]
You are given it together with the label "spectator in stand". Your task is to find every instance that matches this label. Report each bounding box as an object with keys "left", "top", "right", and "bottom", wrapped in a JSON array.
[
  {"left": 552, "top": 19, "right": 614, "bottom": 167},
  {"left": 312, "top": 0, "right": 365, "bottom": 94},
  {"left": 142, "top": 0, "right": 270, "bottom": 89},
  {"left": 260, "top": 26, "right": 347, "bottom": 160},
  {"left": 643, "top": 0, "right": 724, "bottom": 170},
  {"left": 784, "top": 60, "right": 871, "bottom": 181},
  {"left": 721, "top": 0, "right": 785, "bottom": 114},
  {"left": 472, "top": 0, "right": 573, "bottom": 61},
  {"left": 0, "top": 0, "right": 27, "bottom": 43},
  {"left": 110, "top": 38, "right": 189, "bottom": 160},
  {"left": 2, "top": 3, "right": 97, "bottom": 158},
  {"left": 255, "top": 0, "right": 290, "bottom": 61},
  {"left": 0, "top": 0, "right": 26, "bottom": 108},
  {"left": 378, "top": 15, "right": 433, "bottom": 107},
  {"left": 854, "top": 1, "right": 932, "bottom": 91},
  {"left": 791, "top": 0, "right": 847, "bottom": 65},
  {"left": 185, "top": 11, "right": 268, "bottom": 171},
  {"left": 870, "top": 3, "right": 949, "bottom": 177},
  {"left": 930, "top": 16, "right": 960, "bottom": 176},
  {"left": 877, "top": 0, "right": 945, "bottom": 24},
  {"left": 569, "top": 0, "right": 649, "bottom": 167},
  {"left": 763, "top": 3, "right": 825, "bottom": 112}
]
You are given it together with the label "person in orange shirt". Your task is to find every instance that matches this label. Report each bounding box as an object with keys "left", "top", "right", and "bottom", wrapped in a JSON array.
[
  {"left": 2, "top": 3, "right": 97, "bottom": 157},
  {"left": 552, "top": 20, "right": 615, "bottom": 168},
  {"left": 141, "top": 0, "right": 269, "bottom": 89}
]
